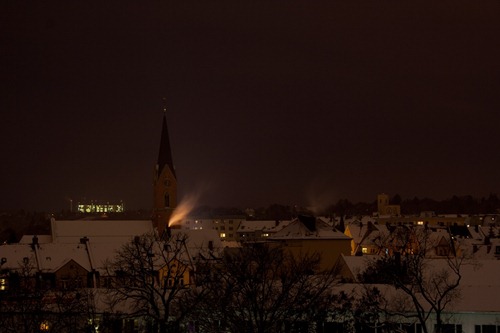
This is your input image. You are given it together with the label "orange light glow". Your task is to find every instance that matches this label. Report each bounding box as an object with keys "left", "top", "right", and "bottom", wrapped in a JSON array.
[{"left": 168, "top": 193, "right": 199, "bottom": 228}]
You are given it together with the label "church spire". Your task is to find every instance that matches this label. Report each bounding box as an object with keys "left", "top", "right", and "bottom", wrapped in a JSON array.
[
  {"left": 156, "top": 101, "right": 176, "bottom": 178},
  {"left": 153, "top": 100, "right": 178, "bottom": 235}
]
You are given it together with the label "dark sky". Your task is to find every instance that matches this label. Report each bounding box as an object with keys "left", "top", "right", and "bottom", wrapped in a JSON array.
[{"left": 1, "top": 1, "right": 500, "bottom": 212}]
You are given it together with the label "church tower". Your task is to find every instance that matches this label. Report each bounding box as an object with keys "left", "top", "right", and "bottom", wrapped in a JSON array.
[{"left": 153, "top": 106, "right": 177, "bottom": 235}]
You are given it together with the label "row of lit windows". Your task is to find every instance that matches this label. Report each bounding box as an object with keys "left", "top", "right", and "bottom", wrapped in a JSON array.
[{"left": 77, "top": 204, "right": 124, "bottom": 213}]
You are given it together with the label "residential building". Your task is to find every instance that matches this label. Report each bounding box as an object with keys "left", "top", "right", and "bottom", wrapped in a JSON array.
[{"left": 269, "top": 215, "right": 352, "bottom": 271}]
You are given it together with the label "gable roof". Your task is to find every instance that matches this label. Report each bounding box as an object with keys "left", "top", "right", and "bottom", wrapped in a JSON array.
[
  {"left": 51, "top": 220, "right": 154, "bottom": 243},
  {"left": 237, "top": 220, "right": 292, "bottom": 233},
  {"left": 271, "top": 216, "right": 351, "bottom": 240}
]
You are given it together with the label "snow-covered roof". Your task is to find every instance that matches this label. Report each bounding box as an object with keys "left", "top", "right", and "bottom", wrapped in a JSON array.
[
  {"left": 220, "top": 240, "right": 241, "bottom": 248},
  {"left": 332, "top": 281, "right": 500, "bottom": 314},
  {"left": 337, "top": 254, "right": 380, "bottom": 281},
  {"left": 0, "top": 243, "right": 92, "bottom": 273},
  {"left": 344, "top": 223, "right": 379, "bottom": 244},
  {"left": 271, "top": 217, "right": 351, "bottom": 240},
  {"left": 172, "top": 228, "right": 222, "bottom": 257},
  {"left": 237, "top": 220, "right": 292, "bottom": 233},
  {"left": 19, "top": 235, "right": 53, "bottom": 244},
  {"left": 89, "top": 242, "right": 123, "bottom": 273},
  {"left": 36, "top": 243, "right": 92, "bottom": 272},
  {"left": 51, "top": 219, "right": 154, "bottom": 243},
  {"left": 0, "top": 244, "right": 36, "bottom": 271}
]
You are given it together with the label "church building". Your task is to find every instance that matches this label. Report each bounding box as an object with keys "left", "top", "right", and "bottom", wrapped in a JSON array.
[{"left": 152, "top": 107, "right": 178, "bottom": 236}]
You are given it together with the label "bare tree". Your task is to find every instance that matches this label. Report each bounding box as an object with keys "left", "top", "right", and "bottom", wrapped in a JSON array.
[
  {"left": 191, "top": 243, "right": 338, "bottom": 333},
  {"left": 0, "top": 258, "right": 44, "bottom": 333},
  {"left": 0, "top": 257, "right": 93, "bottom": 333},
  {"left": 104, "top": 231, "right": 204, "bottom": 333},
  {"left": 360, "top": 226, "right": 467, "bottom": 333}
]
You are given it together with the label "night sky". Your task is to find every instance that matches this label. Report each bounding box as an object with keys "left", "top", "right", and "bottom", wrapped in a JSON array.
[{"left": 2, "top": 1, "right": 500, "bottom": 212}]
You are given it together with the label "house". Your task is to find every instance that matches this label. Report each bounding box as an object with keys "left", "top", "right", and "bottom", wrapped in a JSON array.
[
  {"left": 0, "top": 219, "right": 222, "bottom": 289},
  {"left": 237, "top": 220, "right": 292, "bottom": 242},
  {"left": 344, "top": 221, "right": 381, "bottom": 256},
  {"left": 269, "top": 215, "right": 351, "bottom": 271}
]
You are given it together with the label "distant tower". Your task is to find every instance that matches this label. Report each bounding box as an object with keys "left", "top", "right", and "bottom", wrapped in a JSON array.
[
  {"left": 377, "top": 193, "right": 390, "bottom": 215},
  {"left": 377, "top": 193, "right": 401, "bottom": 216},
  {"left": 153, "top": 104, "right": 178, "bottom": 235}
]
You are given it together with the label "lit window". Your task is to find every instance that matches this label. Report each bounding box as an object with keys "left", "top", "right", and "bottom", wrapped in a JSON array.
[
  {"left": 40, "top": 321, "right": 50, "bottom": 331},
  {"left": 263, "top": 233, "right": 269, "bottom": 237},
  {"left": 0, "top": 278, "right": 7, "bottom": 291},
  {"left": 220, "top": 233, "right": 226, "bottom": 238},
  {"left": 417, "top": 221, "right": 424, "bottom": 225},
  {"left": 362, "top": 247, "right": 368, "bottom": 254}
]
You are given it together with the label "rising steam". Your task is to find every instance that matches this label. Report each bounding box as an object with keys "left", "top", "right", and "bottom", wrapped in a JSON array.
[
  {"left": 306, "top": 178, "right": 338, "bottom": 215},
  {"left": 168, "top": 186, "right": 209, "bottom": 227}
]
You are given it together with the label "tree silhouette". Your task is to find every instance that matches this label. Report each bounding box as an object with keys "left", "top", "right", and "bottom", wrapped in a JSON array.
[{"left": 192, "top": 243, "right": 338, "bottom": 333}]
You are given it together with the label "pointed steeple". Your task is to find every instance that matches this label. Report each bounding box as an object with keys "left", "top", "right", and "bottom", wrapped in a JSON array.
[
  {"left": 157, "top": 110, "right": 176, "bottom": 178},
  {"left": 153, "top": 101, "right": 178, "bottom": 235}
]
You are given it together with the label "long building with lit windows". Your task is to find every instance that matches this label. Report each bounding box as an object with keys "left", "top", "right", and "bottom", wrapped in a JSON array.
[{"left": 77, "top": 200, "right": 125, "bottom": 213}]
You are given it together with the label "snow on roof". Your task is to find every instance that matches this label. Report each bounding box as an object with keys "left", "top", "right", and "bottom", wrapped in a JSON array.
[
  {"left": 468, "top": 226, "right": 485, "bottom": 240},
  {"left": 344, "top": 223, "right": 379, "bottom": 244},
  {"left": 172, "top": 229, "right": 222, "bottom": 256},
  {"left": 237, "top": 220, "right": 292, "bottom": 232},
  {"left": 36, "top": 243, "right": 92, "bottom": 272},
  {"left": 332, "top": 282, "right": 500, "bottom": 314},
  {"left": 19, "top": 235, "right": 53, "bottom": 244},
  {"left": 88, "top": 229, "right": 223, "bottom": 273},
  {"left": 271, "top": 217, "right": 350, "bottom": 240},
  {"left": 343, "top": 217, "right": 361, "bottom": 225},
  {"left": 220, "top": 240, "right": 241, "bottom": 248},
  {"left": 0, "top": 243, "right": 94, "bottom": 273},
  {"left": 338, "top": 254, "right": 380, "bottom": 281},
  {"left": 0, "top": 244, "right": 36, "bottom": 271},
  {"left": 361, "top": 216, "right": 377, "bottom": 224},
  {"left": 88, "top": 242, "right": 125, "bottom": 273},
  {"left": 51, "top": 219, "right": 154, "bottom": 243},
  {"left": 467, "top": 240, "right": 500, "bottom": 259}
]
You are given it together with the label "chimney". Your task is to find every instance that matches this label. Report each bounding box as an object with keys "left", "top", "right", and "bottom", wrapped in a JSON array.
[
  {"left": 394, "top": 251, "right": 401, "bottom": 267},
  {"left": 338, "top": 215, "right": 345, "bottom": 232},
  {"left": 298, "top": 215, "right": 316, "bottom": 232}
]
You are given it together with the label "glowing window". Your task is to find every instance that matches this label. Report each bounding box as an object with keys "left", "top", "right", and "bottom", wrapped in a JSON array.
[
  {"left": 0, "top": 278, "right": 7, "bottom": 291},
  {"left": 263, "top": 233, "right": 269, "bottom": 237},
  {"left": 362, "top": 247, "right": 368, "bottom": 254},
  {"left": 220, "top": 233, "right": 226, "bottom": 238},
  {"left": 40, "top": 321, "right": 50, "bottom": 331},
  {"left": 417, "top": 221, "right": 424, "bottom": 225}
]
